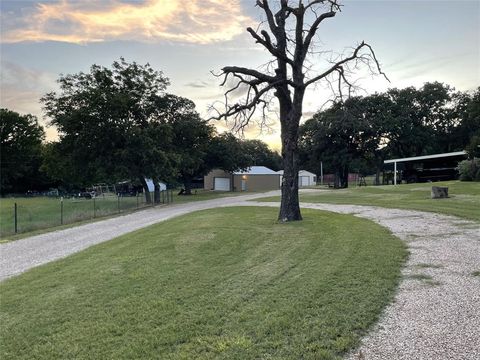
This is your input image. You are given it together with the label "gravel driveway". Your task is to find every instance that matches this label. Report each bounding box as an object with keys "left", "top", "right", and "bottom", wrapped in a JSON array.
[
  {"left": 1, "top": 192, "right": 479, "bottom": 359},
  {"left": 250, "top": 201, "right": 480, "bottom": 360}
]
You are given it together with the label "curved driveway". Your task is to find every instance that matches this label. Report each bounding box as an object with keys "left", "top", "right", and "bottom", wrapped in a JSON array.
[{"left": 1, "top": 191, "right": 479, "bottom": 359}]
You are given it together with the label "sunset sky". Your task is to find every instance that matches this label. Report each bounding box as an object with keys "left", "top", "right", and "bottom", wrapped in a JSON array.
[{"left": 1, "top": 0, "right": 479, "bottom": 150}]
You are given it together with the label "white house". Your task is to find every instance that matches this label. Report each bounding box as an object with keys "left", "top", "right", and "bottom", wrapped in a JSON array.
[{"left": 276, "top": 170, "right": 317, "bottom": 187}]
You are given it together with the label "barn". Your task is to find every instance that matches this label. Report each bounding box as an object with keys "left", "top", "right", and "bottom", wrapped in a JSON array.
[
  {"left": 277, "top": 170, "right": 317, "bottom": 187},
  {"left": 204, "top": 166, "right": 280, "bottom": 192}
]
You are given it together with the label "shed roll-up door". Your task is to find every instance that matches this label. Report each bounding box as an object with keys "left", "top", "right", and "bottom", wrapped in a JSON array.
[
  {"left": 214, "top": 177, "right": 230, "bottom": 191},
  {"left": 299, "top": 176, "right": 310, "bottom": 187}
]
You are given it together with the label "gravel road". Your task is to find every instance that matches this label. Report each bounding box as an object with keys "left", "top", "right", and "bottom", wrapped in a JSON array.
[{"left": 1, "top": 192, "right": 479, "bottom": 359}]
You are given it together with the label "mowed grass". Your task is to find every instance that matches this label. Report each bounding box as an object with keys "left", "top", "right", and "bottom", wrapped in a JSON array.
[
  {"left": 0, "top": 207, "right": 406, "bottom": 360},
  {"left": 0, "top": 190, "right": 247, "bottom": 239},
  {"left": 258, "top": 181, "right": 480, "bottom": 221}
]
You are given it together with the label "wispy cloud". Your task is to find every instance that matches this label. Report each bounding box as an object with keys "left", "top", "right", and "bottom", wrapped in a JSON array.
[
  {"left": 0, "top": 61, "right": 59, "bottom": 139},
  {"left": 1, "top": 0, "right": 252, "bottom": 44},
  {"left": 184, "top": 80, "right": 213, "bottom": 89}
]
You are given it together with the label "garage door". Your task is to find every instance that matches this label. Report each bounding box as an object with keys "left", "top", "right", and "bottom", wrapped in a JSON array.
[
  {"left": 214, "top": 177, "right": 230, "bottom": 191},
  {"left": 299, "top": 176, "right": 310, "bottom": 187}
]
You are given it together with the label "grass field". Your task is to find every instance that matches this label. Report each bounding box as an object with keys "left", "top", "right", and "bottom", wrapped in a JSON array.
[
  {"left": 0, "top": 190, "right": 248, "bottom": 238},
  {"left": 258, "top": 181, "right": 480, "bottom": 221},
  {"left": 0, "top": 207, "right": 406, "bottom": 359},
  {"left": 0, "top": 195, "right": 147, "bottom": 237}
]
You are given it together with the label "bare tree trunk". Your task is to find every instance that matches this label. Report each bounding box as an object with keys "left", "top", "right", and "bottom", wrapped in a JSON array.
[
  {"left": 214, "top": 1, "right": 387, "bottom": 221},
  {"left": 334, "top": 170, "right": 341, "bottom": 189},
  {"left": 342, "top": 164, "right": 349, "bottom": 188},
  {"left": 279, "top": 110, "right": 302, "bottom": 222},
  {"left": 153, "top": 178, "right": 161, "bottom": 204},
  {"left": 375, "top": 168, "right": 381, "bottom": 185},
  {"left": 183, "top": 176, "right": 193, "bottom": 195},
  {"left": 138, "top": 176, "right": 151, "bottom": 204}
]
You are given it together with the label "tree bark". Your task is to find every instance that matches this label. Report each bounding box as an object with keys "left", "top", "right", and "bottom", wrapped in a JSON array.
[
  {"left": 138, "top": 176, "right": 151, "bottom": 204},
  {"left": 334, "top": 170, "right": 341, "bottom": 189},
  {"left": 342, "top": 164, "right": 349, "bottom": 188},
  {"left": 153, "top": 178, "right": 161, "bottom": 204},
  {"left": 278, "top": 109, "right": 302, "bottom": 222},
  {"left": 183, "top": 176, "right": 193, "bottom": 195}
]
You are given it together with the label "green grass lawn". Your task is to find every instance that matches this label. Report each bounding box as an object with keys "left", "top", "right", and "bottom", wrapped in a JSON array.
[
  {"left": 0, "top": 207, "right": 406, "bottom": 359},
  {"left": 0, "top": 190, "right": 248, "bottom": 238},
  {"left": 258, "top": 181, "right": 480, "bottom": 221},
  {"left": 0, "top": 195, "right": 146, "bottom": 237}
]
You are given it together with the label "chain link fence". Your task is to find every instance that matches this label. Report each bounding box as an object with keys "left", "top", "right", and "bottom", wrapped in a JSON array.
[{"left": 0, "top": 190, "right": 174, "bottom": 237}]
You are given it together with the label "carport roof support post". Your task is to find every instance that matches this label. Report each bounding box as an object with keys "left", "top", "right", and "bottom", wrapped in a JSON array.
[{"left": 394, "top": 161, "right": 397, "bottom": 185}]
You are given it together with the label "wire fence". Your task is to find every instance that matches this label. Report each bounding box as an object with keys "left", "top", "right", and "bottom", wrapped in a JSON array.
[{"left": 0, "top": 191, "right": 174, "bottom": 237}]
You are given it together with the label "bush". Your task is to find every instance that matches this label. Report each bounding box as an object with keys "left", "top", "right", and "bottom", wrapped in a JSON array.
[{"left": 457, "top": 159, "right": 480, "bottom": 181}]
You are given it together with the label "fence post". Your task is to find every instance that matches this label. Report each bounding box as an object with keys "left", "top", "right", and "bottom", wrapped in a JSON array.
[
  {"left": 171, "top": 189, "right": 173, "bottom": 203},
  {"left": 14, "top": 202, "right": 18, "bottom": 234},
  {"left": 118, "top": 194, "right": 120, "bottom": 213},
  {"left": 93, "top": 197, "right": 96, "bottom": 218},
  {"left": 136, "top": 192, "right": 139, "bottom": 208},
  {"left": 60, "top": 197, "right": 64, "bottom": 225}
]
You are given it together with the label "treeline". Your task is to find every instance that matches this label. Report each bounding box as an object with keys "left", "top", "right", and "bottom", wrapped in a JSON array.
[
  {"left": 0, "top": 59, "right": 281, "bottom": 200},
  {"left": 299, "top": 82, "right": 480, "bottom": 187}
]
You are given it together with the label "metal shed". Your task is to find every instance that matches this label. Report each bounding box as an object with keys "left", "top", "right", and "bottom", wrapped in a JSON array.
[
  {"left": 384, "top": 151, "right": 467, "bottom": 185},
  {"left": 204, "top": 166, "right": 280, "bottom": 192}
]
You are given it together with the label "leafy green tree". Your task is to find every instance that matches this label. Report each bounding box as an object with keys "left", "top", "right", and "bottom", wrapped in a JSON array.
[
  {"left": 42, "top": 58, "right": 173, "bottom": 203},
  {"left": 162, "top": 94, "right": 216, "bottom": 195},
  {"left": 452, "top": 87, "right": 480, "bottom": 151},
  {"left": 383, "top": 82, "right": 463, "bottom": 157},
  {"left": 300, "top": 97, "right": 384, "bottom": 188},
  {"left": 205, "top": 133, "right": 251, "bottom": 174},
  {"left": 0, "top": 109, "right": 45, "bottom": 194},
  {"left": 241, "top": 139, "right": 282, "bottom": 171},
  {"left": 466, "top": 135, "right": 480, "bottom": 159}
]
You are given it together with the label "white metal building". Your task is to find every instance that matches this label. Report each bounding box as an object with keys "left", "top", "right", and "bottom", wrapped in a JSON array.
[{"left": 277, "top": 170, "right": 317, "bottom": 187}]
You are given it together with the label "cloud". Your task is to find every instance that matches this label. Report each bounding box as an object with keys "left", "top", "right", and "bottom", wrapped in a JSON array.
[
  {"left": 1, "top": 0, "right": 252, "bottom": 44},
  {"left": 184, "top": 80, "right": 212, "bottom": 89},
  {"left": 0, "top": 61, "right": 59, "bottom": 139}
]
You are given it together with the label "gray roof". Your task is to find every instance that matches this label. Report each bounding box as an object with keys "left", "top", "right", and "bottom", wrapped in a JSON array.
[{"left": 233, "top": 166, "right": 278, "bottom": 175}]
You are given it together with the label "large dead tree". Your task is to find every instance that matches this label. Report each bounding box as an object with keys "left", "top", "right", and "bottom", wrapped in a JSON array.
[{"left": 213, "top": 0, "right": 387, "bottom": 222}]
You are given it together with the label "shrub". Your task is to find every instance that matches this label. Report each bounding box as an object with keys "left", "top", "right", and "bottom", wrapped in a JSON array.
[{"left": 457, "top": 159, "right": 480, "bottom": 181}]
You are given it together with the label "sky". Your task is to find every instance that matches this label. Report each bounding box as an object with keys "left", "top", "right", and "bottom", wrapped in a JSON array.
[{"left": 1, "top": 0, "right": 479, "bottom": 150}]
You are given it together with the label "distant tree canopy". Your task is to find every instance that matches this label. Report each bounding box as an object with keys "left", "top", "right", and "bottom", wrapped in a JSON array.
[
  {"left": 42, "top": 58, "right": 174, "bottom": 203},
  {"left": 299, "top": 83, "right": 480, "bottom": 187},
  {"left": 242, "top": 139, "right": 282, "bottom": 171},
  {"left": 35, "top": 59, "right": 278, "bottom": 198},
  {"left": 0, "top": 109, "right": 47, "bottom": 194}
]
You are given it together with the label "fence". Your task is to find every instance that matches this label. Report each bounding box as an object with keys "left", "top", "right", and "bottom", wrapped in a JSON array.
[{"left": 0, "top": 190, "right": 174, "bottom": 237}]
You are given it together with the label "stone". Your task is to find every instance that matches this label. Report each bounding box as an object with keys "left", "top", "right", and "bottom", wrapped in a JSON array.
[{"left": 431, "top": 186, "right": 448, "bottom": 199}]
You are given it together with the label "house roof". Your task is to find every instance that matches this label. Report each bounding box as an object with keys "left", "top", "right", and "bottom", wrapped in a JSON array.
[
  {"left": 276, "top": 170, "right": 316, "bottom": 176},
  {"left": 234, "top": 166, "right": 278, "bottom": 175},
  {"left": 384, "top": 151, "right": 467, "bottom": 164}
]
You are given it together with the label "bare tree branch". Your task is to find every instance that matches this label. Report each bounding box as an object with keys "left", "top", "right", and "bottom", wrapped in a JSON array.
[
  {"left": 304, "top": 41, "right": 389, "bottom": 87},
  {"left": 212, "top": 0, "right": 389, "bottom": 221}
]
